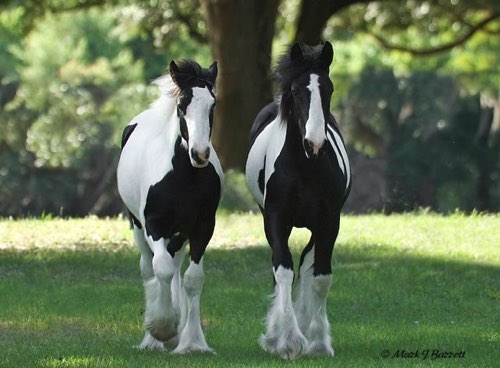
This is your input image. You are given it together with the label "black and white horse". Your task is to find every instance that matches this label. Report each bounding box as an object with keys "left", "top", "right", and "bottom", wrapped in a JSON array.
[
  {"left": 117, "top": 60, "right": 223, "bottom": 353},
  {"left": 246, "top": 42, "right": 351, "bottom": 359}
]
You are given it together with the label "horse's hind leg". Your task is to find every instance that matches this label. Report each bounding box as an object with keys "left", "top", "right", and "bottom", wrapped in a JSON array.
[
  {"left": 294, "top": 235, "right": 315, "bottom": 334},
  {"left": 133, "top": 225, "right": 165, "bottom": 350},
  {"left": 164, "top": 234, "right": 187, "bottom": 349}
]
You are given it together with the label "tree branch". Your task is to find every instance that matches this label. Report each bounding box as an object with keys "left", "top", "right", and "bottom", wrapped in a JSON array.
[
  {"left": 171, "top": 3, "right": 208, "bottom": 44},
  {"left": 370, "top": 11, "right": 500, "bottom": 56}
]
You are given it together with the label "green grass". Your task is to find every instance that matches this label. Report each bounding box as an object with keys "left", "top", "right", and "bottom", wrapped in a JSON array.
[{"left": 0, "top": 213, "right": 499, "bottom": 367}]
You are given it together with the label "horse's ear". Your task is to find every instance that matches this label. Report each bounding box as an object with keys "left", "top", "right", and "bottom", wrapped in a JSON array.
[
  {"left": 169, "top": 60, "right": 180, "bottom": 85},
  {"left": 320, "top": 41, "right": 334, "bottom": 68},
  {"left": 290, "top": 43, "right": 303, "bottom": 62},
  {"left": 208, "top": 61, "right": 218, "bottom": 82}
]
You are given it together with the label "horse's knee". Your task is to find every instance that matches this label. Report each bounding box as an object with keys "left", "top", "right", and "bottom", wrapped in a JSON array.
[
  {"left": 312, "top": 274, "right": 332, "bottom": 299},
  {"left": 140, "top": 254, "right": 154, "bottom": 280},
  {"left": 183, "top": 261, "right": 204, "bottom": 296},
  {"left": 152, "top": 251, "right": 174, "bottom": 281}
]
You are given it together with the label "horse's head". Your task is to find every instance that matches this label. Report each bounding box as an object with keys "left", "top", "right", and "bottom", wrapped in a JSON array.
[
  {"left": 280, "top": 42, "right": 334, "bottom": 159},
  {"left": 170, "top": 60, "right": 218, "bottom": 168}
]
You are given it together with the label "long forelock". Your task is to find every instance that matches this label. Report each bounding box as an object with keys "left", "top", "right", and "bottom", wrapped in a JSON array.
[
  {"left": 275, "top": 44, "right": 326, "bottom": 91},
  {"left": 173, "top": 59, "right": 215, "bottom": 92}
]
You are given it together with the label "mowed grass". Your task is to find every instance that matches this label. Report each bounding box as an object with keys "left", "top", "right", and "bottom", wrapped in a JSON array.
[{"left": 0, "top": 213, "right": 498, "bottom": 367}]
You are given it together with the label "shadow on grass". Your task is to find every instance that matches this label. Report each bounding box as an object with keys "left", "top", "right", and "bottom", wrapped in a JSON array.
[{"left": 0, "top": 242, "right": 498, "bottom": 367}]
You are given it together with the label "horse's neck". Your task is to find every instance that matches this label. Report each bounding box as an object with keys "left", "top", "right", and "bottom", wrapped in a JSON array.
[{"left": 278, "top": 108, "right": 303, "bottom": 153}]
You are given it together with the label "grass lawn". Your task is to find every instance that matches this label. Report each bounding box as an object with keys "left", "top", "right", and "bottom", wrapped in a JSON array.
[{"left": 0, "top": 213, "right": 498, "bottom": 367}]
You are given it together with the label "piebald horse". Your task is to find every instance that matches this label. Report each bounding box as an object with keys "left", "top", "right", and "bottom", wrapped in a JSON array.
[
  {"left": 117, "top": 59, "right": 223, "bottom": 353},
  {"left": 246, "top": 42, "right": 351, "bottom": 359}
]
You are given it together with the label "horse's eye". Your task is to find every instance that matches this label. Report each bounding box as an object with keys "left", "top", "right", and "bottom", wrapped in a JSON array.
[{"left": 291, "top": 89, "right": 298, "bottom": 96}]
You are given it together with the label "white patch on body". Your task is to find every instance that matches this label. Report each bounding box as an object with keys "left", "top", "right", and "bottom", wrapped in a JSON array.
[
  {"left": 116, "top": 80, "right": 179, "bottom": 223},
  {"left": 260, "top": 266, "right": 308, "bottom": 359},
  {"left": 305, "top": 74, "right": 326, "bottom": 155},
  {"left": 245, "top": 116, "right": 287, "bottom": 208},
  {"left": 327, "top": 125, "right": 351, "bottom": 190},
  {"left": 173, "top": 259, "right": 214, "bottom": 354}
]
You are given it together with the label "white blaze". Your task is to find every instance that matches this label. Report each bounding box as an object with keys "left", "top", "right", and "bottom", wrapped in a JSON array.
[
  {"left": 184, "top": 87, "right": 213, "bottom": 162},
  {"left": 305, "top": 74, "right": 326, "bottom": 154}
]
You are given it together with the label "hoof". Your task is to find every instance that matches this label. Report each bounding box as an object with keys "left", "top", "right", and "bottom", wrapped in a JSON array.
[
  {"left": 172, "top": 344, "right": 216, "bottom": 355},
  {"left": 134, "top": 333, "right": 165, "bottom": 351},
  {"left": 259, "top": 334, "right": 278, "bottom": 354},
  {"left": 306, "top": 341, "right": 335, "bottom": 357},
  {"left": 259, "top": 331, "right": 308, "bottom": 360},
  {"left": 145, "top": 317, "right": 178, "bottom": 342}
]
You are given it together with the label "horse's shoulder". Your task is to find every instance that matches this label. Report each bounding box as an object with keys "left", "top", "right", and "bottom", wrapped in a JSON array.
[{"left": 250, "top": 101, "right": 279, "bottom": 147}]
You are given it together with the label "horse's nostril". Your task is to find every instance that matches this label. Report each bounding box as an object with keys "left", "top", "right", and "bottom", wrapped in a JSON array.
[{"left": 202, "top": 147, "right": 210, "bottom": 160}]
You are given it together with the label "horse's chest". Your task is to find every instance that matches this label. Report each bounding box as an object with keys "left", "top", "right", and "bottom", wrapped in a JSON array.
[
  {"left": 267, "top": 155, "right": 342, "bottom": 227},
  {"left": 143, "top": 163, "right": 220, "bottom": 237}
]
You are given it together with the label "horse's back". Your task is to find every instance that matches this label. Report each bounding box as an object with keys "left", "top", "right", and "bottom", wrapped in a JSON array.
[{"left": 249, "top": 102, "right": 279, "bottom": 148}]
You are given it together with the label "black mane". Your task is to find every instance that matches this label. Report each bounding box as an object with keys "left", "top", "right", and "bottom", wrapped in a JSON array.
[{"left": 172, "top": 59, "right": 215, "bottom": 89}]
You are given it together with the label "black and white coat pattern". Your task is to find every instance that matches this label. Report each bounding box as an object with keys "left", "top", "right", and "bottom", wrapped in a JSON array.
[
  {"left": 117, "top": 60, "right": 223, "bottom": 353},
  {"left": 246, "top": 42, "right": 351, "bottom": 359}
]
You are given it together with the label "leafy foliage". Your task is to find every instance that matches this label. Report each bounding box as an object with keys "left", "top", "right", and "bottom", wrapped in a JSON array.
[{"left": 0, "top": 0, "right": 498, "bottom": 215}]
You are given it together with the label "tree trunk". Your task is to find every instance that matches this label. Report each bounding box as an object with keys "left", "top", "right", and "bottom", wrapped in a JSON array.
[
  {"left": 203, "top": 0, "right": 278, "bottom": 169},
  {"left": 474, "top": 95, "right": 496, "bottom": 211}
]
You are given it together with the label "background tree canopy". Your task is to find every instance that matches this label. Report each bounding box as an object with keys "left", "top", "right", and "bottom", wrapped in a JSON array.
[{"left": 0, "top": 0, "right": 499, "bottom": 216}]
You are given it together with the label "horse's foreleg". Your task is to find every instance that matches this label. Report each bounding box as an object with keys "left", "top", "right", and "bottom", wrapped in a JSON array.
[
  {"left": 143, "top": 234, "right": 177, "bottom": 343},
  {"left": 304, "top": 216, "right": 340, "bottom": 357},
  {"left": 260, "top": 213, "right": 307, "bottom": 360},
  {"left": 173, "top": 258, "right": 213, "bottom": 354}
]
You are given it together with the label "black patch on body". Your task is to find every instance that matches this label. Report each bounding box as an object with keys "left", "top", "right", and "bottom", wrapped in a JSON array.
[
  {"left": 143, "top": 137, "right": 221, "bottom": 262},
  {"left": 258, "top": 156, "right": 266, "bottom": 195},
  {"left": 129, "top": 210, "right": 142, "bottom": 229},
  {"left": 121, "top": 124, "right": 137, "bottom": 150}
]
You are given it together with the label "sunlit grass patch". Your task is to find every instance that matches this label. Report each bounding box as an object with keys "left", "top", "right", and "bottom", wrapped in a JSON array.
[{"left": 0, "top": 213, "right": 498, "bottom": 367}]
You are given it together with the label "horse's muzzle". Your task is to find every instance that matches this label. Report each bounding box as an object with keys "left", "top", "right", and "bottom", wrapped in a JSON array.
[
  {"left": 190, "top": 147, "right": 210, "bottom": 167},
  {"left": 303, "top": 139, "right": 326, "bottom": 159}
]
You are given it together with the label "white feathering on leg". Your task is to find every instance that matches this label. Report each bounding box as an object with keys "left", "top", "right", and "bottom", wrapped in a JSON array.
[{"left": 260, "top": 266, "right": 308, "bottom": 359}]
